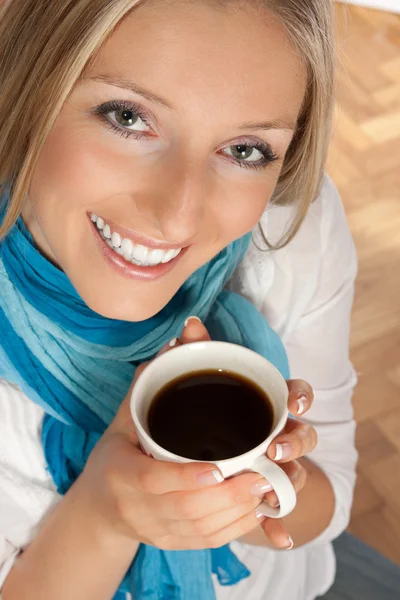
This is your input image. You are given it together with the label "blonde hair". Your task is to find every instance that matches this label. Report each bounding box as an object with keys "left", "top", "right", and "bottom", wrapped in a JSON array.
[{"left": 0, "top": 0, "right": 335, "bottom": 247}]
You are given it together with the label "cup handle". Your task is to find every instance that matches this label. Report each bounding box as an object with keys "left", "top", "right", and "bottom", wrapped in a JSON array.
[{"left": 250, "top": 455, "right": 297, "bottom": 519}]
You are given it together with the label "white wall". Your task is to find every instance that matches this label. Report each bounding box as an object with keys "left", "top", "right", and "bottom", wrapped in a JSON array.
[{"left": 339, "top": 0, "right": 400, "bottom": 12}]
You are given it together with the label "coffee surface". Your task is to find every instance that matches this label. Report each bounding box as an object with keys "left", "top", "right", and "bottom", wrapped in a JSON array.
[{"left": 148, "top": 370, "right": 273, "bottom": 461}]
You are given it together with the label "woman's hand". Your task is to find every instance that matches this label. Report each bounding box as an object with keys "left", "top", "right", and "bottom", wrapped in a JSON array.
[
  {"left": 260, "top": 378, "right": 316, "bottom": 548},
  {"left": 80, "top": 319, "right": 274, "bottom": 551},
  {"left": 82, "top": 317, "right": 317, "bottom": 551}
]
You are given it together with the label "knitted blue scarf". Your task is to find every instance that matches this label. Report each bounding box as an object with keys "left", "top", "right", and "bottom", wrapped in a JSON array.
[{"left": 0, "top": 197, "right": 289, "bottom": 599}]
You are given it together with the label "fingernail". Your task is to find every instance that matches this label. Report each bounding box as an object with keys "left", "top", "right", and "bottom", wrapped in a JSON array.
[
  {"left": 285, "top": 536, "right": 294, "bottom": 550},
  {"left": 197, "top": 469, "right": 224, "bottom": 486},
  {"left": 168, "top": 338, "right": 178, "bottom": 348},
  {"left": 274, "top": 443, "right": 292, "bottom": 461},
  {"left": 255, "top": 509, "right": 267, "bottom": 521},
  {"left": 250, "top": 479, "right": 273, "bottom": 496},
  {"left": 184, "top": 315, "right": 202, "bottom": 328},
  {"left": 297, "top": 395, "right": 308, "bottom": 415}
]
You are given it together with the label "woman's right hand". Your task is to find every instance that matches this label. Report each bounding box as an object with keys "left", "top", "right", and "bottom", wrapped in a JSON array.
[{"left": 80, "top": 322, "right": 272, "bottom": 551}]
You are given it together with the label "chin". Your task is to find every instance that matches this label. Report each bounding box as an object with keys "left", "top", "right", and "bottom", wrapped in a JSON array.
[
  {"left": 85, "top": 296, "right": 163, "bottom": 322},
  {"left": 77, "top": 286, "right": 170, "bottom": 322}
]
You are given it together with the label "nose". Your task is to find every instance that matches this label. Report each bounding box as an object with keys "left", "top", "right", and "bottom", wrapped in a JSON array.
[{"left": 136, "top": 156, "right": 207, "bottom": 244}]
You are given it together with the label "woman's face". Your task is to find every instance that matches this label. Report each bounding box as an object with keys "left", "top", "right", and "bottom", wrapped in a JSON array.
[{"left": 25, "top": 0, "right": 306, "bottom": 320}]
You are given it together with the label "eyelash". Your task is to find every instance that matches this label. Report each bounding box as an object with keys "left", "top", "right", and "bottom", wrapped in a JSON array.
[
  {"left": 93, "top": 99, "right": 152, "bottom": 140},
  {"left": 231, "top": 141, "right": 279, "bottom": 171},
  {"left": 92, "top": 100, "right": 279, "bottom": 171}
]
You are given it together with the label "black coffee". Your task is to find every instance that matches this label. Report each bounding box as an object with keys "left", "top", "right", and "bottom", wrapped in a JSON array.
[{"left": 148, "top": 370, "right": 273, "bottom": 461}]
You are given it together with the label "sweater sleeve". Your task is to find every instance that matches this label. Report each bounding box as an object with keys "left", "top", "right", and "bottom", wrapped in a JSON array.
[
  {"left": 0, "top": 378, "right": 60, "bottom": 591},
  {"left": 0, "top": 538, "right": 19, "bottom": 590},
  {"left": 283, "top": 181, "right": 358, "bottom": 545}
]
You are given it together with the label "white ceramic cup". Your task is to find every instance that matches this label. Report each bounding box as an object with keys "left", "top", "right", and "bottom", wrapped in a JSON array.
[{"left": 130, "top": 341, "right": 296, "bottom": 518}]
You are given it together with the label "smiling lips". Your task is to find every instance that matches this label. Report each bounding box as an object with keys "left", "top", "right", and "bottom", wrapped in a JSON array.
[{"left": 90, "top": 212, "right": 182, "bottom": 267}]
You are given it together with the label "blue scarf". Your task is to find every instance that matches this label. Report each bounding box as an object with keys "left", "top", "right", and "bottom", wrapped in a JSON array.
[{"left": 0, "top": 198, "right": 289, "bottom": 599}]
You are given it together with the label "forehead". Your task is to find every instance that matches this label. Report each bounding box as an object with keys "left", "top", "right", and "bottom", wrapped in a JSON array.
[{"left": 88, "top": 0, "right": 306, "bottom": 126}]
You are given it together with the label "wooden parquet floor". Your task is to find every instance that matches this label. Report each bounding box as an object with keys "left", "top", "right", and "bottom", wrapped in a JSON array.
[{"left": 327, "top": 5, "right": 400, "bottom": 565}]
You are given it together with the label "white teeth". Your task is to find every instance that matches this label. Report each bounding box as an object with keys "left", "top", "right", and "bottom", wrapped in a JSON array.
[
  {"left": 147, "top": 249, "right": 165, "bottom": 266},
  {"left": 111, "top": 232, "right": 121, "bottom": 248},
  {"left": 162, "top": 249, "right": 175, "bottom": 263},
  {"left": 121, "top": 238, "right": 133, "bottom": 260},
  {"left": 107, "top": 239, "right": 123, "bottom": 255},
  {"left": 90, "top": 213, "right": 182, "bottom": 267},
  {"left": 134, "top": 244, "right": 148, "bottom": 264}
]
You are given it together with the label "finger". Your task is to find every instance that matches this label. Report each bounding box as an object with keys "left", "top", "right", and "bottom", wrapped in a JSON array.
[
  {"left": 156, "top": 336, "right": 183, "bottom": 356},
  {"left": 161, "top": 472, "right": 269, "bottom": 520},
  {"left": 167, "top": 496, "right": 263, "bottom": 537},
  {"left": 180, "top": 316, "right": 211, "bottom": 343},
  {"left": 261, "top": 518, "right": 294, "bottom": 550},
  {"left": 286, "top": 379, "right": 314, "bottom": 417},
  {"left": 157, "top": 505, "right": 265, "bottom": 551},
  {"left": 282, "top": 460, "right": 307, "bottom": 494},
  {"left": 263, "top": 460, "right": 307, "bottom": 507},
  {"left": 159, "top": 316, "right": 210, "bottom": 356},
  {"left": 267, "top": 419, "right": 318, "bottom": 463},
  {"left": 129, "top": 454, "right": 227, "bottom": 495},
  {"left": 199, "top": 508, "right": 265, "bottom": 550}
]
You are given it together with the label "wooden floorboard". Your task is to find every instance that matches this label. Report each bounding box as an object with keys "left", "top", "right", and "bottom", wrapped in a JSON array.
[{"left": 327, "top": 4, "right": 400, "bottom": 565}]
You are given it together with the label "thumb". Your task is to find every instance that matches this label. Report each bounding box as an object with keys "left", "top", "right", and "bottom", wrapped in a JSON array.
[{"left": 181, "top": 316, "right": 211, "bottom": 344}]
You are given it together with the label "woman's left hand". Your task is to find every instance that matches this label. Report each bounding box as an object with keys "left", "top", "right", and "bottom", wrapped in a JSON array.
[
  {"left": 178, "top": 317, "right": 317, "bottom": 549},
  {"left": 259, "top": 378, "right": 316, "bottom": 547}
]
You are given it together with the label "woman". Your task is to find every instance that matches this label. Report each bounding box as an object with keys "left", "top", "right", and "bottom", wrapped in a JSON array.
[{"left": 0, "top": 1, "right": 357, "bottom": 599}]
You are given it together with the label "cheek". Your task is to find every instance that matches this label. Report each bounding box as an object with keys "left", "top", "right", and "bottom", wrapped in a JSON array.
[
  {"left": 215, "top": 179, "right": 275, "bottom": 244},
  {"left": 31, "top": 121, "right": 133, "bottom": 213}
]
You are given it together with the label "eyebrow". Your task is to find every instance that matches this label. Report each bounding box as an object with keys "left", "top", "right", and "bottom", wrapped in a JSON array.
[
  {"left": 86, "top": 74, "right": 174, "bottom": 109},
  {"left": 85, "top": 74, "right": 296, "bottom": 131},
  {"left": 237, "top": 119, "right": 295, "bottom": 132}
]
